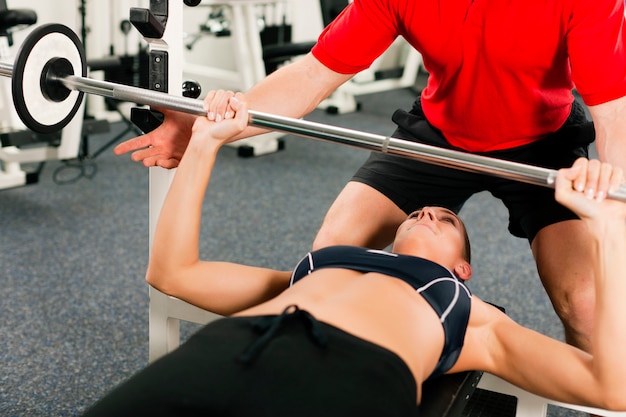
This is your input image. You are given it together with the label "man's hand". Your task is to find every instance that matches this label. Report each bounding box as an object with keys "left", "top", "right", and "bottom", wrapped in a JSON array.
[
  {"left": 113, "top": 90, "right": 240, "bottom": 168},
  {"left": 113, "top": 108, "right": 197, "bottom": 169}
]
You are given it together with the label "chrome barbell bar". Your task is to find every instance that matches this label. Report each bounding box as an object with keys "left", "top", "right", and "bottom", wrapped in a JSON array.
[
  {"left": 3, "top": 59, "right": 626, "bottom": 202},
  {"left": 60, "top": 75, "right": 626, "bottom": 201}
]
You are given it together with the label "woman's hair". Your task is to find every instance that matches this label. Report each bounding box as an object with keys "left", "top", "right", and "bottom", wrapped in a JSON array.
[{"left": 459, "top": 217, "right": 471, "bottom": 264}]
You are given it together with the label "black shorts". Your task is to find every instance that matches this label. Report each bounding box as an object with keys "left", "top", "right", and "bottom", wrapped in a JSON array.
[
  {"left": 82, "top": 312, "right": 418, "bottom": 417},
  {"left": 352, "top": 98, "right": 595, "bottom": 241}
]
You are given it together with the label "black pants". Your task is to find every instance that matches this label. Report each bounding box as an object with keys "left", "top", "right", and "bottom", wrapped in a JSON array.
[
  {"left": 82, "top": 307, "right": 418, "bottom": 417},
  {"left": 353, "top": 98, "right": 595, "bottom": 241}
]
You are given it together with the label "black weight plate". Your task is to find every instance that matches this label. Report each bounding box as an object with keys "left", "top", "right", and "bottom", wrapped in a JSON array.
[{"left": 12, "top": 23, "right": 86, "bottom": 134}]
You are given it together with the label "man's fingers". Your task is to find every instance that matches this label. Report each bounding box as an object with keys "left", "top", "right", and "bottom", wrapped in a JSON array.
[
  {"left": 131, "top": 147, "right": 163, "bottom": 164},
  {"left": 114, "top": 134, "right": 154, "bottom": 155},
  {"left": 156, "top": 158, "right": 181, "bottom": 169}
]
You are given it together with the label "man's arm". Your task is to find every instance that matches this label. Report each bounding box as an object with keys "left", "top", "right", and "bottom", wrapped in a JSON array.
[
  {"left": 114, "top": 53, "right": 353, "bottom": 168},
  {"left": 588, "top": 94, "right": 626, "bottom": 172},
  {"left": 216, "top": 53, "right": 353, "bottom": 137}
]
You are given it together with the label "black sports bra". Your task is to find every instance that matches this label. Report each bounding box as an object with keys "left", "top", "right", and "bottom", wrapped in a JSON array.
[{"left": 290, "top": 246, "right": 472, "bottom": 378}]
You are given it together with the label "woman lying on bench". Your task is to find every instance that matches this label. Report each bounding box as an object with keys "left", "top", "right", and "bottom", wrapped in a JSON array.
[{"left": 83, "top": 94, "right": 626, "bottom": 417}]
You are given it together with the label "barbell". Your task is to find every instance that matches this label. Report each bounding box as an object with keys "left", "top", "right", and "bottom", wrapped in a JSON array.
[{"left": 3, "top": 23, "right": 626, "bottom": 202}]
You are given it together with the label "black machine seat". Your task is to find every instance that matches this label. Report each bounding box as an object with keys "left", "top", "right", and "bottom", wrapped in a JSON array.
[
  {"left": 260, "top": 0, "right": 349, "bottom": 74},
  {"left": 419, "top": 371, "right": 483, "bottom": 417},
  {"left": 0, "top": 9, "right": 37, "bottom": 35},
  {"left": 261, "top": 40, "right": 316, "bottom": 74},
  {"left": 0, "top": 6, "right": 37, "bottom": 46}
]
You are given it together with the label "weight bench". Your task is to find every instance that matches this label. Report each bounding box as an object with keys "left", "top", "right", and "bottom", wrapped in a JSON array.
[{"left": 476, "top": 373, "right": 626, "bottom": 417}]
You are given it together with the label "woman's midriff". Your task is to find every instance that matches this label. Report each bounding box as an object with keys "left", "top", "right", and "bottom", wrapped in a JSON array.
[{"left": 235, "top": 268, "right": 446, "bottom": 402}]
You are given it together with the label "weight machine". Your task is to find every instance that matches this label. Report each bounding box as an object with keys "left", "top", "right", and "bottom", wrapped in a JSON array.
[
  {"left": 0, "top": 0, "right": 133, "bottom": 189},
  {"left": 0, "top": 0, "right": 86, "bottom": 189},
  {"left": 182, "top": 0, "right": 306, "bottom": 157}
]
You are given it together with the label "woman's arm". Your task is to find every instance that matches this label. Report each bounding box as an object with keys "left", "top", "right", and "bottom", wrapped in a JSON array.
[
  {"left": 459, "top": 158, "right": 626, "bottom": 410},
  {"left": 553, "top": 158, "right": 626, "bottom": 407},
  {"left": 458, "top": 305, "right": 599, "bottom": 405},
  {"left": 146, "top": 95, "right": 292, "bottom": 315}
]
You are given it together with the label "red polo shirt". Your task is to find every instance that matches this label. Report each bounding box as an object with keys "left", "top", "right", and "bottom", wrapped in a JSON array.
[{"left": 312, "top": 0, "right": 626, "bottom": 152}]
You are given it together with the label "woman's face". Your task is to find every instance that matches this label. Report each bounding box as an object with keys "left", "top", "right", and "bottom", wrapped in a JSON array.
[{"left": 392, "top": 207, "right": 470, "bottom": 274}]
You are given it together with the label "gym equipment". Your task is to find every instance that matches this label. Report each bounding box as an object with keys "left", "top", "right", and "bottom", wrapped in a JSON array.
[
  {"left": 0, "top": 1, "right": 36, "bottom": 46},
  {"left": 2, "top": 23, "right": 626, "bottom": 201},
  {"left": 314, "top": 0, "right": 424, "bottom": 115},
  {"left": 0, "top": 6, "right": 89, "bottom": 190},
  {"left": 10, "top": 23, "right": 86, "bottom": 134},
  {"left": 184, "top": 5, "right": 231, "bottom": 50},
  {"left": 182, "top": 0, "right": 296, "bottom": 156}
]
